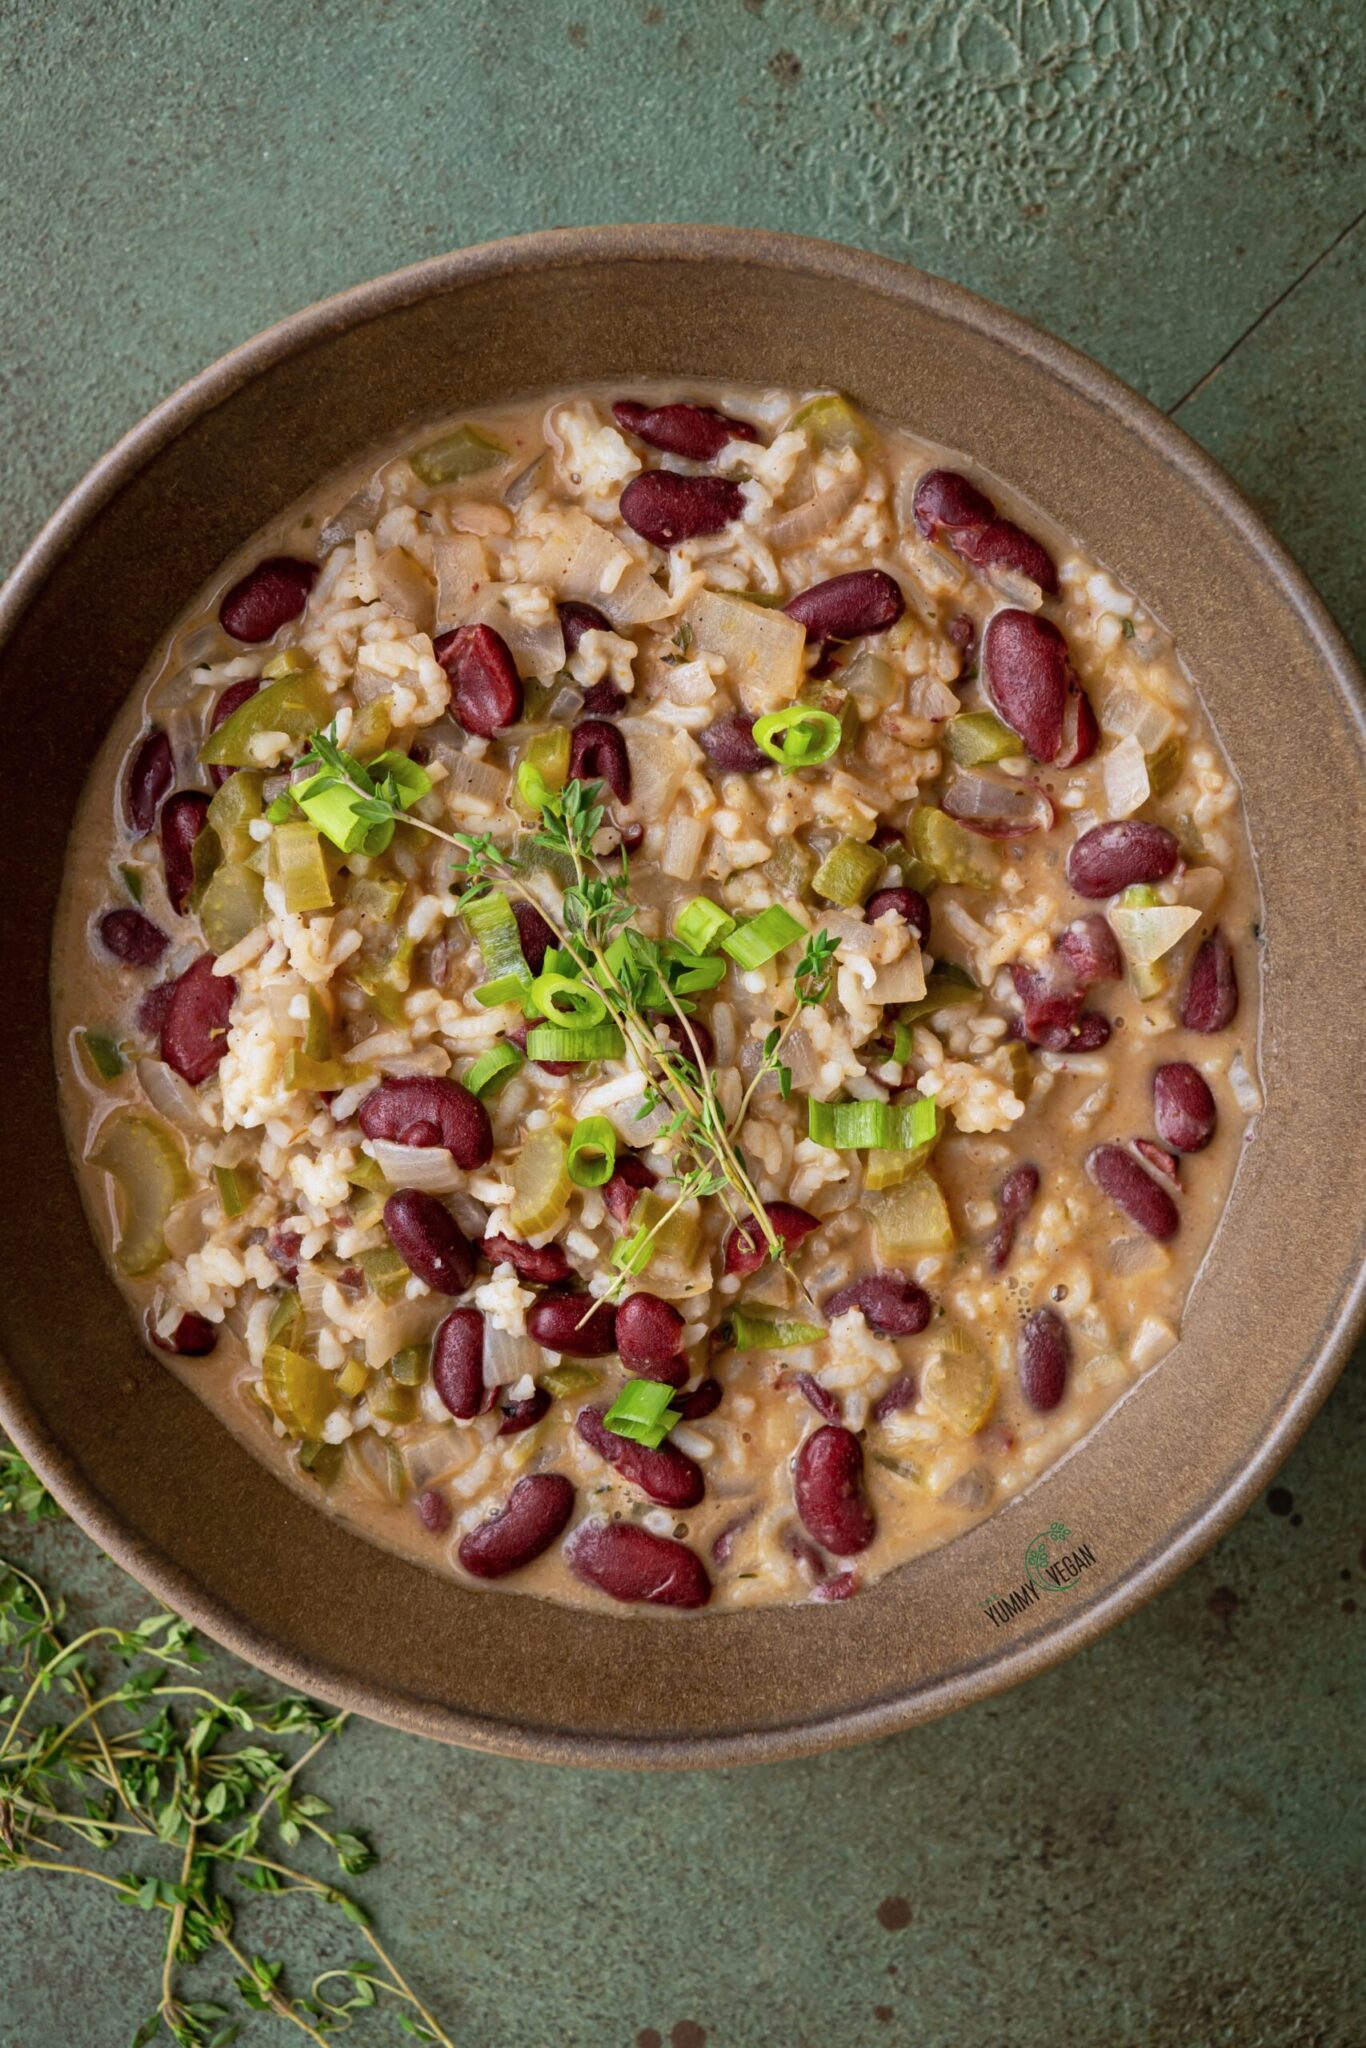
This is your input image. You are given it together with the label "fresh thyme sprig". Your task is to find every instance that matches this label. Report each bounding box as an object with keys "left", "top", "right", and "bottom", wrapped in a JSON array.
[{"left": 0, "top": 1445, "right": 454, "bottom": 2048}]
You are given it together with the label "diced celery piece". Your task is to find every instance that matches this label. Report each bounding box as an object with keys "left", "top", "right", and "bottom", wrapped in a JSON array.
[
  {"left": 283, "top": 1049, "right": 352, "bottom": 1094},
  {"left": 360, "top": 1245, "right": 412, "bottom": 1303},
  {"left": 898, "top": 963, "right": 980, "bottom": 1028},
  {"left": 345, "top": 872, "right": 406, "bottom": 921},
  {"left": 81, "top": 1031, "right": 125, "bottom": 1084},
  {"left": 840, "top": 650, "right": 900, "bottom": 711},
  {"left": 304, "top": 989, "right": 333, "bottom": 1062},
  {"left": 299, "top": 1439, "right": 344, "bottom": 1487},
  {"left": 763, "top": 836, "right": 817, "bottom": 900},
  {"left": 206, "top": 771, "right": 264, "bottom": 861},
  {"left": 188, "top": 822, "right": 223, "bottom": 910},
  {"left": 790, "top": 392, "right": 870, "bottom": 451},
  {"left": 348, "top": 696, "right": 393, "bottom": 762},
  {"left": 199, "top": 861, "right": 266, "bottom": 955},
  {"left": 542, "top": 1362, "right": 600, "bottom": 1398},
  {"left": 389, "top": 1343, "right": 430, "bottom": 1386},
  {"left": 812, "top": 835, "right": 884, "bottom": 907},
  {"left": 353, "top": 934, "right": 414, "bottom": 1023},
  {"left": 944, "top": 711, "right": 1022, "bottom": 767},
  {"left": 508, "top": 1127, "right": 571, "bottom": 1237},
  {"left": 90, "top": 1113, "right": 190, "bottom": 1276},
  {"left": 865, "top": 1170, "right": 954, "bottom": 1257},
  {"left": 1145, "top": 735, "right": 1184, "bottom": 797},
  {"left": 910, "top": 806, "right": 998, "bottom": 888},
  {"left": 367, "top": 1370, "right": 420, "bottom": 1425},
  {"left": 336, "top": 1358, "right": 370, "bottom": 1400},
  {"left": 410, "top": 424, "right": 510, "bottom": 486},
  {"left": 346, "top": 1431, "right": 408, "bottom": 1502},
  {"left": 922, "top": 1327, "right": 997, "bottom": 1435},
  {"left": 263, "top": 1344, "right": 337, "bottom": 1438},
  {"left": 268, "top": 1289, "right": 306, "bottom": 1351},
  {"left": 199, "top": 671, "right": 330, "bottom": 768},
  {"left": 271, "top": 821, "right": 334, "bottom": 914},
  {"left": 261, "top": 647, "right": 314, "bottom": 681},
  {"left": 214, "top": 1164, "right": 251, "bottom": 1218}
]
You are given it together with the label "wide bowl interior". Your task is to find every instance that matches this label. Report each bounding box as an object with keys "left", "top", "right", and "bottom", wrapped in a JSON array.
[{"left": 2, "top": 228, "right": 1362, "bottom": 1765}]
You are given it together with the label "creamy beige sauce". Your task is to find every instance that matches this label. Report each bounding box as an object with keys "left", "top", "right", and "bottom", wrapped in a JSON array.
[{"left": 52, "top": 382, "right": 1261, "bottom": 1612}]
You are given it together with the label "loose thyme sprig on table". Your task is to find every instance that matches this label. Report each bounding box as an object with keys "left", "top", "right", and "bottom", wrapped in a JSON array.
[
  {"left": 0, "top": 1445, "right": 455, "bottom": 2048},
  {"left": 282, "top": 727, "right": 815, "bottom": 1286}
]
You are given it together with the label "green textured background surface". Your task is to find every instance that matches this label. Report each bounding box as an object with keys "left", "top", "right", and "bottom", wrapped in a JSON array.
[{"left": 2, "top": 3, "right": 1363, "bottom": 2043}]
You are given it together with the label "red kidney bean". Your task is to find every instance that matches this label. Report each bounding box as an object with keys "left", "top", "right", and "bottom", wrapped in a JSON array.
[
  {"left": 654, "top": 1014, "right": 715, "bottom": 1069},
  {"left": 358, "top": 1075, "right": 492, "bottom": 1169},
  {"left": 417, "top": 1488, "right": 452, "bottom": 1535},
  {"left": 793, "top": 1426, "right": 876, "bottom": 1557},
  {"left": 722, "top": 1201, "right": 820, "bottom": 1277},
  {"left": 783, "top": 1524, "right": 828, "bottom": 1584},
  {"left": 1087, "top": 1144, "right": 1179, "bottom": 1240},
  {"left": 1057, "top": 914, "right": 1123, "bottom": 986},
  {"left": 872, "top": 1374, "right": 916, "bottom": 1422},
  {"left": 147, "top": 1309, "right": 217, "bottom": 1357},
  {"left": 1135, "top": 1138, "right": 1181, "bottom": 1186},
  {"left": 1018, "top": 1307, "right": 1070, "bottom": 1412},
  {"left": 1153, "top": 1062, "right": 1217, "bottom": 1152},
  {"left": 912, "top": 470, "right": 1059, "bottom": 593},
  {"left": 699, "top": 711, "right": 767, "bottom": 774},
  {"left": 987, "top": 1163, "right": 1040, "bottom": 1272},
  {"left": 434, "top": 622, "right": 523, "bottom": 735},
  {"left": 788, "top": 1370, "right": 841, "bottom": 1424},
  {"left": 431, "top": 1308, "right": 488, "bottom": 1418},
  {"left": 983, "top": 610, "right": 1093, "bottom": 764},
  {"left": 480, "top": 1232, "right": 573, "bottom": 1285},
  {"left": 160, "top": 953, "right": 235, "bottom": 1085},
  {"left": 1066, "top": 820, "right": 1179, "bottom": 899},
  {"left": 616, "top": 1291, "right": 687, "bottom": 1372},
  {"left": 459, "top": 1473, "right": 575, "bottom": 1580},
  {"left": 98, "top": 907, "right": 168, "bottom": 967},
  {"left": 711, "top": 1508, "right": 754, "bottom": 1565},
  {"left": 526, "top": 1293, "right": 618, "bottom": 1358},
  {"left": 135, "top": 980, "right": 175, "bottom": 1039},
  {"left": 676, "top": 1376, "right": 722, "bottom": 1420},
  {"left": 581, "top": 679, "right": 627, "bottom": 717},
  {"left": 498, "top": 1387, "right": 551, "bottom": 1435},
  {"left": 207, "top": 678, "right": 261, "bottom": 785},
  {"left": 813, "top": 1570, "right": 860, "bottom": 1602},
  {"left": 264, "top": 1230, "right": 303, "bottom": 1282},
  {"left": 576, "top": 1406, "right": 703, "bottom": 1509},
  {"left": 219, "top": 556, "right": 317, "bottom": 642},
  {"left": 784, "top": 569, "right": 905, "bottom": 642},
  {"left": 384, "top": 1191, "right": 475, "bottom": 1295},
  {"left": 565, "top": 1518, "right": 710, "bottom": 1608},
  {"left": 865, "top": 887, "right": 930, "bottom": 944},
  {"left": 569, "top": 718, "right": 631, "bottom": 802},
  {"left": 603, "top": 1154, "right": 657, "bottom": 1224},
  {"left": 620, "top": 821, "right": 645, "bottom": 852},
  {"left": 619, "top": 471, "right": 744, "bottom": 547},
  {"left": 824, "top": 1273, "right": 931, "bottom": 1338},
  {"left": 557, "top": 598, "right": 613, "bottom": 653},
  {"left": 1182, "top": 928, "right": 1239, "bottom": 1033},
  {"left": 508, "top": 900, "right": 555, "bottom": 975},
  {"left": 159, "top": 792, "right": 211, "bottom": 914},
  {"left": 612, "top": 398, "right": 758, "bottom": 461},
  {"left": 1071, "top": 1012, "right": 1111, "bottom": 1050},
  {"left": 1011, "top": 962, "right": 1085, "bottom": 1051},
  {"left": 125, "top": 729, "right": 174, "bottom": 835}
]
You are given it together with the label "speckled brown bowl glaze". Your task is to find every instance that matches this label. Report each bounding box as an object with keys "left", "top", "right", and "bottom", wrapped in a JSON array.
[{"left": 2, "top": 228, "right": 1363, "bottom": 1766}]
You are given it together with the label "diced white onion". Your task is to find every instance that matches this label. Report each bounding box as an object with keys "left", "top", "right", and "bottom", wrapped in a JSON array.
[
  {"left": 136, "top": 1057, "right": 212, "bottom": 1132},
  {"left": 1228, "top": 1051, "right": 1264, "bottom": 1114},
  {"left": 482, "top": 1323, "right": 540, "bottom": 1388},
  {"left": 368, "top": 1140, "right": 462, "bottom": 1192},
  {"left": 662, "top": 812, "right": 706, "bottom": 880},
  {"left": 1102, "top": 734, "right": 1150, "bottom": 818}
]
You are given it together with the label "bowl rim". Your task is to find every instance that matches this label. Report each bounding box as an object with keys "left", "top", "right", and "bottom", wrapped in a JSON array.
[{"left": 4, "top": 223, "right": 1364, "bottom": 1768}]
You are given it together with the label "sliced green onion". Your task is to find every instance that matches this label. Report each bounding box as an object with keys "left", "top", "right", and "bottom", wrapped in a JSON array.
[
  {"left": 81, "top": 1030, "right": 125, "bottom": 1082},
  {"left": 525, "top": 1023, "right": 624, "bottom": 1062},
  {"left": 728, "top": 1308, "right": 826, "bottom": 1351},
  {"left": 473, "top": 975, "right": 532, "bottom": 1010},
  {"left": 673, "top": 896, "right": 738, "bottom": 953},
  {"left": 530, "top": 972, "right": 607, "bottom": 1030},
  {"left": 662, "top": 942, "right": 727, "bottom": 995},
  {"left": 720, "top": 904, "right": 805, "bottom": 970},
  {"left": 807, "top": 1095, "right": 939, "bottom": 1154},
  {"left": 542, "top": 945, "right": 580, "bottom": 979},
  {"left": 464, "top": 891, "right": 530, "bottom": 986},
  {"left": 266, "top": 792, "right": 296, "bottom": 824},
  {"left": 610, "top": 1221, "right": 655, "bottom": 1276},
  {"left": 514, "top": 729, "right": 571, "bottom": 818},
  {"left": 812, "top": 835, "right": 884, "bottom": 907},
  {"left": 752, "top": 705, "right": 843, "bottom": 768},
  {"left": 465, "top": 1043, "right": 524, "bottom": 1098},
  {"left": 214, "top": 1164, "right": 250, "bottom": 1218},
  {"left": 566, "top": 1117, "right": 617, "bottom": 1188},
  {"left": 603, "top": 1377, "right": 681, "bottom": 1450}
]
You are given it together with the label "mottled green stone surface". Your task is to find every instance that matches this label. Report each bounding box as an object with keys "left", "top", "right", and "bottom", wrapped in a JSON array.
[{"left": 1, "top": 2, "right": 1362, "bottom": 2042}]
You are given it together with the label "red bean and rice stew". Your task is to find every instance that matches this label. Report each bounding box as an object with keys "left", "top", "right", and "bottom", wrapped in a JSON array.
[{"left": 55, "top": 385, "right": 1261, "bottom": 1611}]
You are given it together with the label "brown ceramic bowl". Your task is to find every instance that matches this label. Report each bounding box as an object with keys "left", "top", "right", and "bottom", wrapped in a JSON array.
[{"left": 2, "top": 227, "right": 1363, "bottom": 1766}]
